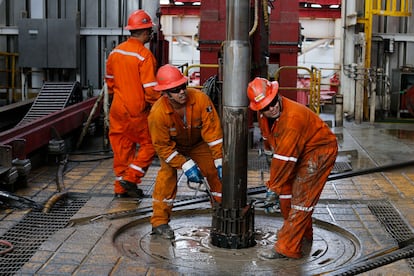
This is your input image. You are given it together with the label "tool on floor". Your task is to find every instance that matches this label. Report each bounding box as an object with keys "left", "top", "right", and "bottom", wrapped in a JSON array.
[{"left": 0, "top": 190, "right": 42, "bottom": 210}]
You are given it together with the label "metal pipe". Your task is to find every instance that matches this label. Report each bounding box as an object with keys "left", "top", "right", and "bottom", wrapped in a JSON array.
[
  {"left": 222, "top": 0, "right": 250, "bottom": 209},
  {"left": 251, "top": 160, "right": 414, "bottom": 195},
  {"left": 335, "top": 94, "right": 344, "bottom": 127},
  {"left": 211, "top": 0, "right": 255, "bottom": 249},
  {"left": 328, "top": 160, "right": 414, "bottom": 181},
  {"left": 222, "top": 107, "right": 249, "bottom": 209}
]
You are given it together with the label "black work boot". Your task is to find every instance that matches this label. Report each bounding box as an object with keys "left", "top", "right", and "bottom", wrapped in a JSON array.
[
  {"left": 119, "top": 180, "right": 144, "bottom": 198},
  {"left": 114, "top": 193, "right": 130, "bottom": 198},
  {"left": 151, "top": 224, "right": 175, "bottom": 239}
]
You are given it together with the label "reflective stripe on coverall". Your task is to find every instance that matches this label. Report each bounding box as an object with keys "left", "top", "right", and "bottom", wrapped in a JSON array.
[
  {"left": 148, "top": 88, "right": 223, "bottom": 227},
  {"left": 105, "top": 37, "right": 160, "bottom": 194},
  {"left": 258, "top": 97, "right": 338, "bottom": 258}
]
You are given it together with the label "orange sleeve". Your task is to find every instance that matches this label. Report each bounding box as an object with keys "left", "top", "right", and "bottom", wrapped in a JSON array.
[
  {"left": 141, "top": 52, "right": 161, "bottom": 105},
  {"left": 105, "top": 54, "right": 115, "bottom": 94},
  {"left": 265, "top": 98, "right": 337, "bottom": 192},
  {"left": 268, "top": 125, "right": 303, "bottom": 188},
  {"left": 198, "top": 92, "right": 223, "bottom": 160},
  {"left": 148, "top": 98, "right": 187, "bottom": 169}
]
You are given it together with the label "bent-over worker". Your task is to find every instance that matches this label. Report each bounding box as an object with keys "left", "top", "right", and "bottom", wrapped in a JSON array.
[
  {"left": 247, "top": 77, "right": 338, "bottom": 259},
  {"left": 148, "top": 64, "right": 223, "bottom": 239}
]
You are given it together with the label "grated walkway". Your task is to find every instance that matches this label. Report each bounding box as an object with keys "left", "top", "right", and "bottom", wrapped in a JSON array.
[{"left": 1, "top": 119, "right": 414, "bottom": 275}]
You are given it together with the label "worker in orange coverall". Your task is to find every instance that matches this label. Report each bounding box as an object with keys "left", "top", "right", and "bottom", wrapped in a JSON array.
[
  {"left": 246, "top": 77, "right": 338, "bottom": 259},
  {"left": 148, "top": 64, "right": 223, "bottom": 239},
  {"left": 105, "top": 10, "right": 160, "bottom": 198}
]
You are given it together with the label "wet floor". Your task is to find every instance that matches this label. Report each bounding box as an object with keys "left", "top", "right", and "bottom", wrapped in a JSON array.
[
  {"left": 114, "top": 210, "right": 361, "bottom": 275},
  {"left": 1, "top": 115, "right": 414, "bottom": 275}
]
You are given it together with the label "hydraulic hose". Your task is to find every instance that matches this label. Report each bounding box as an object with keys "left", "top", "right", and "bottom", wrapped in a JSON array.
[
  {"left": 324, "top": 244, "right": 414, "bottom": 276},
  {"left": 0, "top": 239, "right": 13, "bottom": 255},
  {"left": 328, "top": 159, "right": 414, "bottom": 181}
]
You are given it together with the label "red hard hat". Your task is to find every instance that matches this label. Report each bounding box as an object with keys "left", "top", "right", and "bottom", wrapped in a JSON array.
[
  {"left": 247, "top": 77, "right": 279, "bottom": 111},
  {"left": 125, "top": 10, "right": 155, "bottom": 30},
  {"left": 154, "top": 64, "right": 188, "bottom": 91}
]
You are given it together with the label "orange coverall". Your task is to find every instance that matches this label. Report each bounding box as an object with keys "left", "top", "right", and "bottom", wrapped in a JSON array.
[
  {"left": 148, "top": 88, "right": 223, "bottom": 228},
  {"left": 258, "top": 96, "right": 338, "bottom": 258},
  {"left": 105, "top": 37, "right": 160, "bottom": 194}
]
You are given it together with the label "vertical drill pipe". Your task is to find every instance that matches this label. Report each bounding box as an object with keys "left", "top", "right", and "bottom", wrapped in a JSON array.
[
  {"left": 222, "top": 0, "right": 251, "bottom": 210},
  {"left": 210, "top": 0, "right": 255, "bottom": 249},
  {"left": 222, "top": 108, "right": 249, "bottom": 209}
]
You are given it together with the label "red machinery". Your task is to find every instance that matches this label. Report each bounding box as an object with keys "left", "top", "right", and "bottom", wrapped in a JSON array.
[
  {"left": 161, "top": 0, "right": 299, "bottom": 99},
  {"left": 161, "top": 0, "right": 341, "bottom": 101},
  {"left": 299, "top": 0, "right": 341, "bottom": 18},
  {"left": 198, "top": 0, "right": 300, "bottom": 100}
]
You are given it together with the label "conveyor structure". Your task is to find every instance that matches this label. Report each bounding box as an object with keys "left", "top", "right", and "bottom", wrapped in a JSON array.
[
  {"left": 0, "top": 81, "right": 99, "bottom": 189},
  {"left": 16, "top": 82, "right": 83, "bottom": 127}
]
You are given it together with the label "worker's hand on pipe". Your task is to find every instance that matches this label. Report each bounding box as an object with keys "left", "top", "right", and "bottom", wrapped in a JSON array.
[
  {"left": 263, "top": 189, "right": 280, "bottom": 214},
  {"left": 214, "top": 158, "right": 222, "bottom": 180},
  {"left": 182, "top": 159, "right": 204, "bottom": 184}
]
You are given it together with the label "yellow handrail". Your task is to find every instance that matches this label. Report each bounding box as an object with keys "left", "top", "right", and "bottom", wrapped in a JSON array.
[
  {"left": 356, "top": 0, "right": 411, "bottom": 119},
  {"left": 274, "top": 66, "right": 320, "bottom": 114},
  {"left": 371, "top": 0, "right": 412, "bottom": 16},
  {"left": 0, "top": 51, "right": 19, "bottom": 103},
  {"left": 183, "top": 64, "right": 219, "bottom": 89}
]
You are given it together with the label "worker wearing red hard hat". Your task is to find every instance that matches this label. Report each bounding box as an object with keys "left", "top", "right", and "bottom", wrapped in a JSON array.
[
  {"left": 105, "top": 10, "right": 160, "bottom": 198},
  {"left": 148, "top": 64, "right": 223, "bottom": 239},
  {"left": 247, "top": 77, "right": 338, "bottom": 259}
]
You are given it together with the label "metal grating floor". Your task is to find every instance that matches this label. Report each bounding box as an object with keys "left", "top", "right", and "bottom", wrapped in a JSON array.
[
  {"left": 331, "top": 161, "right": 352, "bottom": 174},
  {"left": 0, "top": 195, "right": 88, "bottom": 275},
  {"left": 368, "top": 201, "right": 414, "bottom": 243},
  {"left": 368, "top": 201, "right": 414, "bottom": 271}
]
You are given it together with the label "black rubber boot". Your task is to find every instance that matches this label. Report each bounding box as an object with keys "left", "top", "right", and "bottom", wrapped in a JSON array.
[
  {"left": 151, "top": 224, "right": 175, "bottom": 239},
  {"left": 119, "top": 180, "right": 144, "bottom": 198}
]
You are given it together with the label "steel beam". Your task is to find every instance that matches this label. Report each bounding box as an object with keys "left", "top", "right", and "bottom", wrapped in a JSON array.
[{"left": 0, "top": 97, "right": 98, "bottom": 157}]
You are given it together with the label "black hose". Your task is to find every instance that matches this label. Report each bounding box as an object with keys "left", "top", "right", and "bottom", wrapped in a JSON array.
[
  {"left": 251, "top": 160, "right": 414, "bottom": 196},
  {"left": 327, "top": 244, "right": 414, "bottom": 276},
  {"left": 67, "top": 155, "right": 113, "bottom": 163},
  {"left": 328, "top": 159, "right": 414, "bottom": 181}
]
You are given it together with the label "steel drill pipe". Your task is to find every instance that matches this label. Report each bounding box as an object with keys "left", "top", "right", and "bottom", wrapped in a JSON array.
[
  {"left": 221, "top": 0, "right": 251, "bottom": 210},
  {"left": 211, "top": 0, "right": 255, "bottom": 249}
]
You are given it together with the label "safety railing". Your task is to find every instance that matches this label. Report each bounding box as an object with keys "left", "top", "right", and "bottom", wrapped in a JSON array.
[
  {"left": 356, "top": 0, "right": 411, "bottom": 120},
  {"left": 0, "top": 51, "right": 19, "bottom": 103},
  {"left": 370, "top": 0, "right": 412, "bottom": 16},
  {"left": 318, "top": 67, "right": 341, "bottom": 105},
  {"left": 310, "top": 67, "right": 321, "bottom": 114},
  {"left": 274, "top": 66, "right": 321, "bottom": 114},
  {"left": 183, "top": 64, "right": 219, "bottom": 89},
  {"left": 359, "top": 0, "right": 412, "bottom": 70}
]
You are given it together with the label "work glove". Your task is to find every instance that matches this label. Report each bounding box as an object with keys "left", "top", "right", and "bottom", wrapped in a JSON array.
[
  {"left": 263, "top": 189, "right": 280, "bottom": 214},
  {"left": 182, "top": 159, "right": 204, "bottom": 183},
  {"left": 214, "top": 158, "right": 222, "bottom": 180}
]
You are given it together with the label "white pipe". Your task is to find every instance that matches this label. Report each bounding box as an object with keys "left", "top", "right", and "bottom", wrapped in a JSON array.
[{"left": 341, "top": 0, "right": 357, "bottom": 116}]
